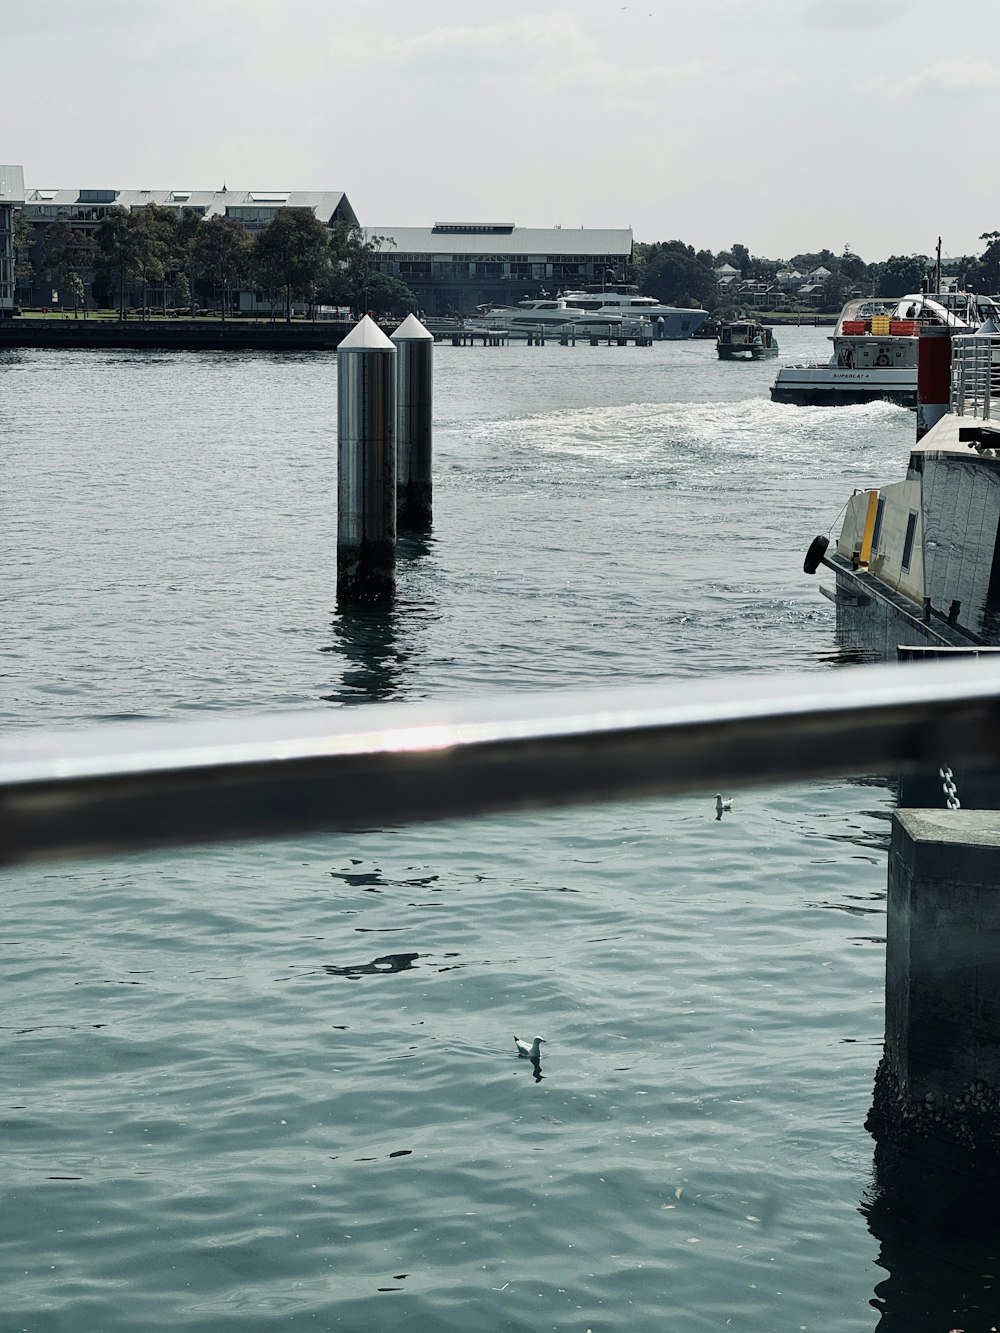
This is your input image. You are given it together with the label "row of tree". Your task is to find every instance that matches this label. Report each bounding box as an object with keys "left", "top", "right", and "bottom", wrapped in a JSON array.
[
  {"left": 19, "top": 205, "right": 418, "bottom": 320},
  {"left": 633, "top": 236, "right": 1000, "bottom": 313}
]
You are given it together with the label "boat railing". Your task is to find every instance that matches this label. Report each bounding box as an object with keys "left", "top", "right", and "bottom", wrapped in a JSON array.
[
  {"left": 4, "top": 657, "right": 1000, "bottom": 867},
  {"left": 952, "top": 328, "right": 1000, "bottom": 420}
]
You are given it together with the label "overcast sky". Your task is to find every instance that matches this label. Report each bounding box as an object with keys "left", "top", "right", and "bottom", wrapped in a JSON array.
[{"left": 5, "top": 0, "right": 1000, "bottom": 263}]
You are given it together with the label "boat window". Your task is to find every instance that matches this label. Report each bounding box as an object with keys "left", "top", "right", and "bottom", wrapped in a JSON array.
[
  {"left": 871, "top": 496, "right": 885, "bottom": 555},
  {"left": 901, "top": 511, "right": 918, "bottom": 571}
]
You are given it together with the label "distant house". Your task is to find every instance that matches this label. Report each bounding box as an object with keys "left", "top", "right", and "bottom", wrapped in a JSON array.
[
  {"left": 776, "top": 269, "right": 804, "bottom": 290},
  {"left": 733, "top": 279, "right": 779, "bottom": 310},
  {"left": 714, "top": 262, "right": 740, "bottom": 288}
]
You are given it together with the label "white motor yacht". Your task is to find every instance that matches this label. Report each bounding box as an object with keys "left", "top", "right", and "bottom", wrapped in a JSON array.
[{"left": 561, "top": 290, "right": 709, "bottom": 339}]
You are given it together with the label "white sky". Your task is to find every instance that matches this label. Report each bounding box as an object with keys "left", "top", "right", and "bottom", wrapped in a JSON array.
[{"left": 5, "top": 0, "right": 1000, "bottom": 263}]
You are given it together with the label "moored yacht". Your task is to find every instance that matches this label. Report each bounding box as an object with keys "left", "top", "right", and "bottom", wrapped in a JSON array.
[
  {"left": 560, "top": 290, "right": 709, "bottom": 339},
  {"left": 475, "top": 297, "right": 626, "bottom": 333},
  {"left": 771, "top": 293, "right": 1000, "bottom": 407}
]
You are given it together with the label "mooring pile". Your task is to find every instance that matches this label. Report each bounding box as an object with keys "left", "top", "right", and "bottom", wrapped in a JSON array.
[{"left": 336, "top": 313, "right": 433, "bottom": 605}]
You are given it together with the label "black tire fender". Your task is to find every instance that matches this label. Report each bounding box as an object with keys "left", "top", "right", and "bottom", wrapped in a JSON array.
[{"left": 803, "top": 534, "right": 829, "bottom": 574}]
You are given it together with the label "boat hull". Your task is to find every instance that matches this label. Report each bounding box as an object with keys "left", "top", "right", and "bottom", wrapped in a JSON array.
[
  {"left": 718, "top": 345, "right": 779, "bottom": 360},
  {"left": 771, "top": 365, "right": 916, "bottom": 407}
]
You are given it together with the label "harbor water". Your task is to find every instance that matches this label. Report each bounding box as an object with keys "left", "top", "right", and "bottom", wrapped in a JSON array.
[{"left": 2, "top": 332, "right": 991, "bottom": 1331}]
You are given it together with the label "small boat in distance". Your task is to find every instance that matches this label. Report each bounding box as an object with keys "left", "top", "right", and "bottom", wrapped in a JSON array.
[
  {"left": 770, "top": 292, "right": 1000, "bottom": 407},
  {"left": 716, "top": 318, "right": 778, "bottom": 360}
]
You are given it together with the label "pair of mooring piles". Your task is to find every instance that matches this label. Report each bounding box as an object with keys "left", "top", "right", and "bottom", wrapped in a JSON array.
[{"left": 336, "top": 314, "right": 433, "bottom": 604}]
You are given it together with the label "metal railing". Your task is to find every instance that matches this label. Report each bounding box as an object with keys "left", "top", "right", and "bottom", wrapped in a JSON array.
[
  {"left": 952, "top": 329, "right": 1000, "bottom": 420},
  {"left": 3, "top": 657, "right": 1000, "bottom": 867}
]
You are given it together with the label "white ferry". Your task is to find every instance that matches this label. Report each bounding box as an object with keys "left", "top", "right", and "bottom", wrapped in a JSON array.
[
  {"left": 771, "top": 293, "right": 1000, "bottom": 408},
  {"left": 802, "top": 319, "right": 1000, "bottom": 654}
]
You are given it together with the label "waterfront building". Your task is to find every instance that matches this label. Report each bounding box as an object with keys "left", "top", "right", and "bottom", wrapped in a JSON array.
[
  {"left": 17, "top": 184, "right": 358, "bottom": 309},
  {"left": 362, "top": 223, "right": 634, "bottom": 316},
  {"left": 0, "top": 165, "right": 25, "bottom": 316}
]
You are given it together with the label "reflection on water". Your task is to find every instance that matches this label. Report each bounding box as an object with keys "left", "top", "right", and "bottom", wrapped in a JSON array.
[
  {"left": 321, "top": 539, "right": 439, "bottom": 705},
  {"left": 322, "top": 951, "right": 420, "bottom": 978},
  {"left": 322, "top": 605, "right": 407, "bottom": 703},
  {"left": 865, "top": 1146, "right": 1000, "bottom": 1331},
  {"left": 330, "top": 859, "right": 440, "bottom": 893}
]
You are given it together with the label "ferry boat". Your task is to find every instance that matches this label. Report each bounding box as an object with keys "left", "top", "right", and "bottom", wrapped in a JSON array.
[
  {"left": 771, "top": 293, "right": 1000, "bottom": 408},
  {"left": 560, "top": 290, "right": 709, "bottom": 340},
  {"left": 716, "top": 318, "right": 778, "bottom": 360},
  {"left": 802, "top": 320, "right": 1000, "bottom": 656}
]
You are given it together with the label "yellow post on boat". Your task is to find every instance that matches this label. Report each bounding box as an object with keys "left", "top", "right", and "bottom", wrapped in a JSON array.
[{"left": 859, "top": 490, "right": 880, "bottom": 567}]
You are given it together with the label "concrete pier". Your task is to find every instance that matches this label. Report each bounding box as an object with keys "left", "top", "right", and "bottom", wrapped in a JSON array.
[
  {"left": 391, "top": 314, "right": 433, "bottom": 531},
  {"left": 336, "top": 316, "right": 396, "bottom": 604},
  {"left": 868, "top": 808, "right": 1000, "bottom": 1221}
]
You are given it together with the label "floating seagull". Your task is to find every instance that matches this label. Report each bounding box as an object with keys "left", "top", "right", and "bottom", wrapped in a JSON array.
[
  {"left": 514, "top": 1035, "right": 546, "bottom": 1060},
  {"left": 715, "top": 793, "right": 733, "bottom": 820}
]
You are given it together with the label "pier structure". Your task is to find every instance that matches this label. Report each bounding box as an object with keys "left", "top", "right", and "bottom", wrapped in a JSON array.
[
  {"left": 868, "top": 808, "right": 1000, "bottom": 1223},
  {"left": 336, "top": 316, "right": 397, "bottom": 605},
  {"left": 391, "top": 313, "right": 434, "bottom": 531}
]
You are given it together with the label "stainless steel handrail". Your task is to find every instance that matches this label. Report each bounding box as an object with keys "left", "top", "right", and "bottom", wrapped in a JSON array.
[
  {"left": 3, "top": 657, "right": 1000, "bottom": 866},
  {"left": 952, "top": 330, "right": 1000, "bottom": 419}
]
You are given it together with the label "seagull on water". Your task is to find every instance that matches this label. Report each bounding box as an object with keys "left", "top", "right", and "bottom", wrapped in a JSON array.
[
  {"left": 515, "top": 1035, "right": 546, "bottom": 1060},
  {"left": 715, "top": 793, "right": 733, "bottom": 820}
]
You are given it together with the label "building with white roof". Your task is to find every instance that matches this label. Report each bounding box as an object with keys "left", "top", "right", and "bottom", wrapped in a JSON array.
[
  {"left": 18, "top": 182, "right": 358, "bottom": 308},
  {"left": 364, "top": 222, "right": 634, "bottom": 316}
]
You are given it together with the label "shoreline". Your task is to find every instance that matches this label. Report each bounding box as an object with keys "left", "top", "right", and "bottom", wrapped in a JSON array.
[{"left": 0, "top": 317, "right": 353, "bottom": 351}]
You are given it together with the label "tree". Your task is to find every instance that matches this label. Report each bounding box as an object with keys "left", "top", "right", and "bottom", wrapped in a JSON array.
[
  {"left": 130, "top": 203, "right": 177, "bottom": 315},
  {"left": 172, "top": 272, "right": 192, "bottom": 311},
  {"left": 42, "top": 220, "right": 98, "bottom": 311},
  {"left": 96, "top": 207, "right": 143, "bottom": 316},
  {"left": 821, "top": 271, "right": 848, "bottom": 311},
  {"left": 192, "top": 215, "right": 253, "bottom": 319},
  {"left": 729, "top": 242, "right": 751, "bottom": 278},
  {"left": 876, "top": 254, "right": 930, "bottom": 298},
  {"left": 253, "top": 208, "right": 330, "bottom": 321},
  {"left": 966, "top": 232, "right": 1000, "bottom": 295},
  {"left": 839, "top": 247, "right": 867, "bottom": 282},
  {"left": 173, "top": 207, "right": 204, "bottom": 312},
  {"left": 325, "top": 224, "right": 399, "bottom": 315},
  {"left": 63, "top": 271, "right": 86, "bottom": 318},
  {"left": 13, "top": 209, "right": 33, "bottom": 302},
  {"left": 640, "top": 243, "right": 717, "bottom": 309}
]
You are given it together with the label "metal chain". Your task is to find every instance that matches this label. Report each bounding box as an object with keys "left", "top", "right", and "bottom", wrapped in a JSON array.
[{"left": 939, "top": 766, "right": 962, "bottom": 810}]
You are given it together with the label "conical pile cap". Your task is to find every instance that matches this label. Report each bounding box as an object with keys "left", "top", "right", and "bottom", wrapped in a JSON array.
[
  {"left": 338, "top": 314, "right": 395, "bottom": 351},
  {"left": 391, "top": 313, "right": 433, "bottom": 342}
]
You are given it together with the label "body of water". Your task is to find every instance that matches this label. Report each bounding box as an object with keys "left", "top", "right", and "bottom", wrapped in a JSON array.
[{"left": 3, "top": 332, "right": 988, "bottom": 1330}]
